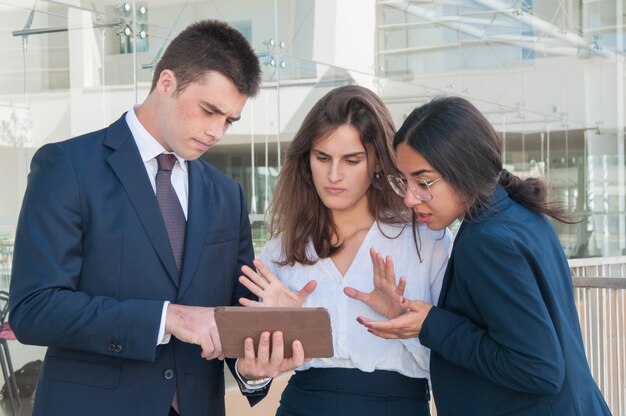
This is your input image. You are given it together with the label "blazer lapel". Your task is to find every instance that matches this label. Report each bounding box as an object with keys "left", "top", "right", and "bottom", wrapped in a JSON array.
[
  {"left": 177, "top": 160, "right": 213, "bottom": 299},
  {"left": 104, "top": 116, "right": 180, "bottom": 286},
  {"left": 437, "top": 185, "right": 511, "bottom": 305}
]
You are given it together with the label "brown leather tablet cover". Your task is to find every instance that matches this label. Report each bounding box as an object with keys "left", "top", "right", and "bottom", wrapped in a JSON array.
[{"left": 214, "top": 307, "right": 334, "bottom": 358}]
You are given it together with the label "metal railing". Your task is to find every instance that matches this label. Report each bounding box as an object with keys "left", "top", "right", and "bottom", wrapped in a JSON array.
[
  {"left": 570, "top": 256, "right": 626, "bottom": 278},
  {"left": 0, "top": 238, "right": 13, "bottom": 290},
  {"left": 573, "top": 276, "right": 626, "bottom": 416}
]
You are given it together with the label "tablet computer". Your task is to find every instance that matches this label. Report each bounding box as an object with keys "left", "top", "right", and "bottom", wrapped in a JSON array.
[{"left": 214, "top": 306, "right": 334, "bottom": 358}]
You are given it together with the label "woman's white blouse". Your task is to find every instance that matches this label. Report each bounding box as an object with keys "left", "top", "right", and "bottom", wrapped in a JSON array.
[{"left": 260, "top": 222, "right": 452, "bottom": 380}]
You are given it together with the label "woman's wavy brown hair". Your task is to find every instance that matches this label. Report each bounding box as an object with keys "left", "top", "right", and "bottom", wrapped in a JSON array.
[{"left": 269, "top": 85, "right": 410, "bottom": 265}]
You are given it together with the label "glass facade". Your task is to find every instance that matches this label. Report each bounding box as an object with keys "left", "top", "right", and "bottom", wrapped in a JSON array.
[
  {"left": 377, "top": 0, "right": 626, "bottom": 259},
  {"left": 0, "top": 0, "right": 624, "bottom": 284}
]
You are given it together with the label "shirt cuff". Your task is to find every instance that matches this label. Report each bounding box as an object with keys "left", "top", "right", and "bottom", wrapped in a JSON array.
[
  {"left": 157, "top": 301, "right": 172, "bottom": 345},
  {"left": 234, "top": 358, "right": 272, "bottom": 391}
]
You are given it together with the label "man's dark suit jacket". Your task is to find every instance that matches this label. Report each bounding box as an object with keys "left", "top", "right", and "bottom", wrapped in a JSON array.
[
  {"left": 419, "top": 186, "right": 611, "bottom": 416},
  {"left": 9, "top": 114, "right": 266, "bottom": 415}
]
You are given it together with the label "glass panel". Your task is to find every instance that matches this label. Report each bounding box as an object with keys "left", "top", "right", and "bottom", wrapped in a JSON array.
[
  {"left": 377, "top": 0, "right": 625, "bottom": 259},
  {"left": 2, "top": 0, "right": 624, "bottom": 275}
]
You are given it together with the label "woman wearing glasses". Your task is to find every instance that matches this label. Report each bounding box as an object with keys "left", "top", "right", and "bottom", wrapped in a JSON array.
[
  {"left": 351, "top": 96, "right": 611, "bottom": 416},
  {"left": 238, "top": 85, "right": 451, "bottom": 415}
]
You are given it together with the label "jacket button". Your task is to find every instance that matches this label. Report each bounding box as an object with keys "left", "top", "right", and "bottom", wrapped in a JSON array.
[
  {"left": 164, "top": 369, "right": 175, "bottom": 380},
  {"left": 114, "top": 344, "right": 123, "bottom": 353},
  {"left": 108, "top": 343, "right": 116, "bottom": 352}
]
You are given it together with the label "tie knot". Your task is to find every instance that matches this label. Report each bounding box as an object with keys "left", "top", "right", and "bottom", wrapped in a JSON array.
[{"left": 156, "top": 153, "right": 177, "bottom": 172}]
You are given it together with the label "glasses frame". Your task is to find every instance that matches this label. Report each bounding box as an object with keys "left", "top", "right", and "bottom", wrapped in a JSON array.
[{"left": 387, "top": 175, "right": 442, "bottom": 201}]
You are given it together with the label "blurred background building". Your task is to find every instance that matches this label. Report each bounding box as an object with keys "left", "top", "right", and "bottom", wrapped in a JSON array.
[
  {"left": 1, "top": 0, "right": 624, "bottom": 261},
  {"left": 0, "top": 1, "right": 624, "bottom": 414}
]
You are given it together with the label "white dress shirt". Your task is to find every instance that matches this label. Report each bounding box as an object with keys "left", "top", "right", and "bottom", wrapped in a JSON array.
[
  {"left": 260, "top": 222, "right": 452, "bottom": 381},
  {"left": 124, "top": 108, "right": 269, "bottom": 390},
  {"left": 125, "top": 107, "right": 187, "bottom": 345},
  {"left": 126, "top": 107, "right": 188, "bottom": 217}
]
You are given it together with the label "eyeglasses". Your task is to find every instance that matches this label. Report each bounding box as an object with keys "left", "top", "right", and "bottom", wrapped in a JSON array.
[{"left": 387, "top": 175, "right": 442, "bottom": 201}]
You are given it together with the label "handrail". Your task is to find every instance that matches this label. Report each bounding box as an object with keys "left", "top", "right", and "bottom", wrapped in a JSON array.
[
  {"left": 572, "top": 276, "right": 626, "bottom": 289},
  {"left": 572, "top": 275, "right": 624, "bottom": 416}
]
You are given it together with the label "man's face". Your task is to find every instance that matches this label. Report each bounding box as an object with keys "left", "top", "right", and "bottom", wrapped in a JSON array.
[{"left": 155, "top": 70, "right": 248, "bottom": 160}]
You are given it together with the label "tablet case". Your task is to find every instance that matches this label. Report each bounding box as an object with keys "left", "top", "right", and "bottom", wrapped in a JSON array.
[{"left": 214, "top": 307, "right": 334, "bottom": 358}]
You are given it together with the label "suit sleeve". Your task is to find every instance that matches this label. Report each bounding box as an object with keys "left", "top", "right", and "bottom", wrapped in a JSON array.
[
  {"left": 9, "top": 143, "right": 163, "bottom": 362},
  {"left": 418, "top": 231, "right": 565, "bottom": 395}
]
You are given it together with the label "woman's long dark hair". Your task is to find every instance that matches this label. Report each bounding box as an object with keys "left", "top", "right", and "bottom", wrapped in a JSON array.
[
  {"left": 394, "top": 96, "right": 573, "bottom": 223},
  {"left": 269, "top": 85, "right": 410, "bottom": 266}
]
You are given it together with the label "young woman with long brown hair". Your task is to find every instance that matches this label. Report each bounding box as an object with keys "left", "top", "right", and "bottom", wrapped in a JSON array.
[{"left": 239, "top": 85, "right": 451, "bottom": 415}]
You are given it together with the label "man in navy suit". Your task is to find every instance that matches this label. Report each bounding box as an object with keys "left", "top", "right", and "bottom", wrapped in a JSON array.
[{"left": 9, "top": 20, "right": 302, "bottom": 416}]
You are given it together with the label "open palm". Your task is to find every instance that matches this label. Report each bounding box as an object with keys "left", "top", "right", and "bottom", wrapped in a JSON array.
[
  {"left": 239, "top": 259, "right": 317, "bottom": 307},
  {"left": 344, "top": 248, "right": 406, "bottom": 319}
]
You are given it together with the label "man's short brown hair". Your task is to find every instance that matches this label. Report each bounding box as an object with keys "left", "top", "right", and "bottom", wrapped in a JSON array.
[{"left": 150, "top": 19, "right": 261, "bottom": 97}]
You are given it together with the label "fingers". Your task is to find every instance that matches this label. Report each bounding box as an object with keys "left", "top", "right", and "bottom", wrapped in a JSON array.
[
  {"left": 257, "top": 331, "right": 271, "bottom": 363},
  {"left": 238, "top": 331, "right": 306, "bottom": 379},
  {"left": 200, "top": 337, "right": 222, "bottom": 359},
  {"left": 238, "top": 275, "right": 264, "bottom": 298},
  {"left": 238, "top": 296, "right": 262, "bottom": 307},
  {"left": 253, "top": 259, "right": 278, "bottom": 283},
  {"left": 288, "top": 340, "right": 305, "bottom": 369},
  {"left": 357, "top": 306, "right": 426, "bottom": 340},
  {"left": 235, "top": 337, "right": 257, "bottom": 379},
  {"left": 343, "top": 286, "right": 369, "bottom": 302},
  {"left": 202, "top": 314, "right": 223, "bottom": 359},
  {"left": 356, "top": 315, "right": 400, "bottom": 332},
  {"left": 167, "top": 305, "right": 225, "bottom": 359},
  {"left": 384, "top": 254, "right": 396, "bottom": 283},
  {"left": 270, "top": 331, "right": 285, "bottom": 372},
  {"left": 243, "top": 336, "right": 256, "bottom": 361},
  {"left": 201, "top": 347, "right": 218, "bottom": 359},
  {"left": 356, "top": 316, "right": 400, "bottom": 339},
  {"left": 356, "top": 315, "right": 373, "bottom": 326},
  {"left": 369, "top": 248, "right": 384, "bottom": 281},
  {"left": 240, "top": 265, "right": 267, "bottom": 290},
  {"left": 369, "top": 248, "right": 398, "bottom": 286},
  {"left": 297, "top": 280, "right": 317, "bottom": 301},
  {"left": 396, "top": 276, "right": 407, "bottom": 296},
  {"left": 401, "top": 297, "right": 426, "bottom": 311},
  {"left": 366, "top": 328, "right": 400, "bottom": 339}
]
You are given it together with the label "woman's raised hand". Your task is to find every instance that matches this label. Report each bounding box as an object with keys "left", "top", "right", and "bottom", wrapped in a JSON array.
[
  {"left": 343, "top": 248, "right": 407, "bottom": 319},
  {"left": 239, "top": 259, "right": 317, "bottom": 307},
  {"left": 356, "top": 298, "right": 432, "bottom": 339}
]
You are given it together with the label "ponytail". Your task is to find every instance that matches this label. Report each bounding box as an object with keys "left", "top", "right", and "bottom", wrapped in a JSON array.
[{"left": 498, "top": 170, "right": 576, "bottom": 224}]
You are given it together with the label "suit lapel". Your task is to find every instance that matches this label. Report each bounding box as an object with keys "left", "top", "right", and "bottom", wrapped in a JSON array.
[
  {"left": 437, "top": 185, "right": 511, "bottom": 305},
  {"left": 177, "top": 160, "right": 213, "bottom": 299},
  {"left": 104, "top": 116, "right": 180, "bottom": 286}
]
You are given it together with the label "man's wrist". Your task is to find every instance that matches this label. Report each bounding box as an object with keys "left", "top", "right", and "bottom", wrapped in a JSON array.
[{"left": 234, "top": 358, "right": 272, "bottom": 390}]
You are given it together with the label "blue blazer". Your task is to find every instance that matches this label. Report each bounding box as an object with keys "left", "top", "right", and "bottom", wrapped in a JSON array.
[
  {"left": 419, "top": 186, "right": 611, "bottom": 416},
  {"left": 9, "top": 115, "right": 265, "bottom": 416}
]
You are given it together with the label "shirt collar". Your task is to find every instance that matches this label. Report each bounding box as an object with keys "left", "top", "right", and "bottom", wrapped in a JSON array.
[{"left": 125, "top": 106, "right": 187, "bottom": 172}]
